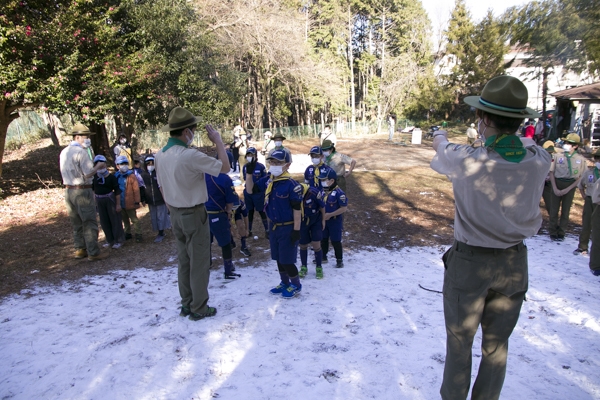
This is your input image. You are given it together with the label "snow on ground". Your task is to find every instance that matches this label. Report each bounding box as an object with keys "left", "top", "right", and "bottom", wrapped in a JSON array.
[{"left": 1, "top": 235, "right": 599, "bottom": 400}]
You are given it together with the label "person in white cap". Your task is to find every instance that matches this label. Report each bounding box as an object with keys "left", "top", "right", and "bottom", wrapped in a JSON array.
[
  {"left": 465, "top": 123, "right": 478, "bottom": 144},
  {"left": 154, "top": 107, "right": 230, "bottom": 321},
  {"left": 431, "top": 75, "right": 551, "bottom": 400}
]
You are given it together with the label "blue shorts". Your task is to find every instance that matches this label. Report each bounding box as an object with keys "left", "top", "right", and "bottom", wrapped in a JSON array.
[
  {"left": 269, "top": 222, "right": 298, "bottom": 264},
  {"left": 244, "top": 191, "right": 265, "bottom": 212},
  {"left": 208, "top": 212, "right": 231, "bottom": 247},
  {"left": 300, "top": 215, "right": 323, "bottom": 244},
  {"left": 323, "top": 215, "right": 343, "bottom": 242}
]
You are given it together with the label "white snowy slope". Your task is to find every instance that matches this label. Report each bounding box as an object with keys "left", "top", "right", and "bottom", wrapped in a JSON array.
[{"left": 0, "top": 235, "right": 599, "bottom": 400}]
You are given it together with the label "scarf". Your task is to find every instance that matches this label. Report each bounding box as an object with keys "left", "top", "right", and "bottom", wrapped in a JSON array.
[
  {"left": 265, "top": 171, "right": 292, "bottom": 204},
  {"left": 313, "top": 162, "right": 323, "bottom": 187},
  {"left": 484, "top": 134, "right": 526, "bottom": 163},
  {"left": 96, "top": 169, "right": 110, "bottom": 185},
  {"left": 162, "top": 137, "right": 188, "bottom": 153}
]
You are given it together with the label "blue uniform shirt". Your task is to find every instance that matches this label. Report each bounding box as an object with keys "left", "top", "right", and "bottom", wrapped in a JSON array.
[
  {"left": 255, "top": 175, "right": 303, "bottom": 223},
  {"left": 205, "top": 173, "right": 237, "bottom": 212},
  {"left": 304, "top": 163, "right": 324, "bottom": 189},
  {"left": 303, "top": 186, "right": 325, "bottom": 219},
  {"left": 243, "top": 162, "right": 267, "bottom": 191},
  {"left": 234, "top": 198, "right": 249, "bottom": 220},
  {"left": 324, "top": 187, "right": 348, "bottom": 213}
]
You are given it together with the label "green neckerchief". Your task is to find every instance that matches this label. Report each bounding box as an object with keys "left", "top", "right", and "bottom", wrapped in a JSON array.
[
  {"left": 594, "top": 167, "right": 599, "bottom": 180},
  {"left": 162, "top": 137, "right": 188, "bottom": 152},
  {"left": 484, "top": 134, "right": 526, "bottom": 163},
  {"left": 563, "top": 151, "right": 577, "bottom": 177},
  {"left": 325, "top": 151, "right": 335, "bottom": 163}
]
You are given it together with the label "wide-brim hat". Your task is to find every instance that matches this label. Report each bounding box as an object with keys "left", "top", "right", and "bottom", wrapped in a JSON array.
[
  {"left": 564, "top": 133, "right": 581, "bottom": 144},
  {"left": 70, "top": 123, "right": 95, "bottom": 136},
  {"left": 272, "top": 132, "right": 286, "bottom": 140},
  {"left": 161, "top": 107, "right": 201, "bottom": 132},
  {"left": 464, "top": 76, "right": 540, "bottom": 119},
  {"left": 542, "top": 140, "right": 555, "bottom": 153},
  {"left": 321, "top": 140, "right": 334, "bottom": 150}
]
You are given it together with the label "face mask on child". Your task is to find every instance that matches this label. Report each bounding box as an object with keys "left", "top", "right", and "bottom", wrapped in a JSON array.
[
  {"left": 563, "top": 144, "right": 572, "bottom": 152},
  {"left": 147, "top": 165, "right": 155, "bottom": 173},
  {"left": 246, "top": 156, "right": 254, "bottom": 163},
  {"left": 269, "top": 166, "right": 283, "bottom": 176},
  {"left": 119, "top": 165, "right": 129, "bottom": 173},
  {"left": 311, "top": 158, "right": 321, "bottom": 165}
]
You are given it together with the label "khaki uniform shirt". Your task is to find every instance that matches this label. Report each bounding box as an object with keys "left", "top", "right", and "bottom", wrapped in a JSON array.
[
  {"left": 591, "top": 178, "right": 600, "bottom": 204},
  {"left": 59, "top": 142, "right": 95, "bottom": 185},
  {"left": 551, "top": 151, "right": 586, "bottom": 180},
  {"left": 154, "top": 144, "right": 222, "bottom": 208},
  {"left": 431, "top": 141, "right": 552, "bottom": 248},
  {"left": 578, "top": 166, "right": 599, "bottom": 197},
  {"left": 326, "top": 151, "right": 353, "bottom": 176},
  {"left": 466, "top": 127, "right": 478, "bottom": 139}
]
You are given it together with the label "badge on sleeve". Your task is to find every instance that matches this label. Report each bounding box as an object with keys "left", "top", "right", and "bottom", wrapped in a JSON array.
[
  {"left": 340, "top": 194, "right": 347, "bottom": 202},
  {"left": 293, "top": 184, "right": 302, "bottom": 193}
]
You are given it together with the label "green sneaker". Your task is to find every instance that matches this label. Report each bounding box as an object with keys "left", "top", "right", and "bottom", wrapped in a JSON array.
[
  {"left": 299, "top": 265, "right": 308, "bottom": 278},
  {"left": 316, "top": 266, "right": 323, "bottom": 279}
]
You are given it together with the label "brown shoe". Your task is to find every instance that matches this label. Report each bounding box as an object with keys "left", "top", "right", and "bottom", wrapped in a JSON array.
[
  {"left": 74, "top": 249, "right": 88, "bottom": 259},
  {"left": 88, "top": 252, "right": 109, "bottom": 261}
]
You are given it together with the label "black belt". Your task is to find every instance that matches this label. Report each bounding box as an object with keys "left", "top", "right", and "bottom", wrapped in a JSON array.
[
  {"left": 455, "top": 240, "right": 524, "bottom": 254},
  {"left": 170, "top": 203, "right": 205, "bottom": 210}
]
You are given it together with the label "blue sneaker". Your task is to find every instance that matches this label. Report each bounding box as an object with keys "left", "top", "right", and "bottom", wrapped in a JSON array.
[
  {"left": 281, "top": 284, "right": 302, "bottom": 298},
  {"left": 591, "top": 269, "right": 600, "bottom": 276},
  {"left": 270, "top": 282, "right": 289, "bottom": 295}
]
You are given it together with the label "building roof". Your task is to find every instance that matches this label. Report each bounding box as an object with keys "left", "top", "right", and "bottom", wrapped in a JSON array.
[{"left": 551, "top": 82, "right": 600, "bottom": 100}]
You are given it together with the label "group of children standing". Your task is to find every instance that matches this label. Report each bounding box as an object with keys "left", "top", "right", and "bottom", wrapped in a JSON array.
[{"left": 91, "top": 154, "right": 171, "bottom": 249}]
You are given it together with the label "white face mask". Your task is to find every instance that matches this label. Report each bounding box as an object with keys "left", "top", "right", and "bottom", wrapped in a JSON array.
[
  {"left": 82, "top": 138, "right": 91, "bottom": 148},
  {"left": 97, "top": 168, "right": 107, "bottom": 175},
  {"left": 269, "top": 165, "right": 283, "bottom": 176},
  {"left": 563, "top": 144, "right": 572, "bottom": 152},
  {"left": 186, "top": 129, "right": 194, "bottom": 146},
  {"left": 246, "top": 156, "right": 254, "bottom": 163},
  {"left": 119, "top": 165, "right": 129, "bottom": 173},
  {"left": 147, "top": 165, "right": 155, "bottom": 172},
  {"left": 322, "top": 151, "right": 331, "bottom": 157},
  {"left": 321, "top": 180, "right": 330, "bottom": 188},
  {"left": 274, "top": 140, "right": 283, "bottom": 147},
  {"left": 120, "top": 138, "right": 126, "bottom": 144},
  {"left": 311, "top": 157, "right": 321, "bottom": 165}
]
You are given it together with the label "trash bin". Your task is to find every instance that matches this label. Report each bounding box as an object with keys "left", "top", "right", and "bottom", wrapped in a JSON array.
[{"left": 412, "top": 128, "right": 422, "bottom": 145}]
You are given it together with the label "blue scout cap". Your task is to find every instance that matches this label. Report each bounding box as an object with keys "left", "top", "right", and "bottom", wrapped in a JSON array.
[
  {"left": 144, "top": 155, "right": 155, "bottom": 163},
  {"left": 309, "top": 146, "right": 322, "bottom": 155},
  {"left": 93, "top": 155, "right": 107, "bottom": 164},
  {"left": 267, "top": 149, "right": 290, "bottom": 163},
  {"left": 318, "top": 165, "right": 337, "bottom": 180},
  {"left": 247, "top": 147, "right": 257, "bottom": 155},
  {"left": 115, "top": 155, "right": 129, "bottom": 165}
]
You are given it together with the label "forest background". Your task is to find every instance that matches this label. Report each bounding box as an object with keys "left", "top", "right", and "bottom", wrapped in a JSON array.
[{"left": 2, "top": 0, "right": 600, "bottom": 177}]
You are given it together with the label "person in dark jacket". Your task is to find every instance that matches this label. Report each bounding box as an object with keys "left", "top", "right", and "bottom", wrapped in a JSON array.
[
  {"left": 142, "top": 155, "right": 171, "bottom": 243},
  {"left": 92, "top": 155, "right": 125, "bottom": 249}
]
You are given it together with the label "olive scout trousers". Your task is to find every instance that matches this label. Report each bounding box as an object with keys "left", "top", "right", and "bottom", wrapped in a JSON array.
[
  {"left": 548, "top": 179, "right": 577, "bottom": 237},
  {"left": 64, "top": 188, "right": 100, "bottom": 256},
  {"left": 440, "top": 240, "right": 528, "bottom": 400},
  {"left": 169, "top": 203, "right": 212, "bottom": 315}
]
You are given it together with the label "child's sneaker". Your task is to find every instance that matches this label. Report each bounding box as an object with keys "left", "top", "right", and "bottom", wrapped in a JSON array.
[
  {"left": 316, "top": 266, "right": 323, "bottom": 279},
  {"left": 154, "top": 234, "right": 165, "bottom": 243},
  {"left": 573, "top": 248, "right": 588, "bottom": 256},
  {"left": 336, "top": 259, "right": 344, "bottom": 268},
  {"left": 240, "top": 247, "right": 251, "bottom": 257},
  {"left": 299, "top": 265, "right": 308, "bottom": 278},
  {"left": 112, "top": 242, "right": 123, "bottom": 249},
  {"left": 281, "top": 284, "right": 302, "bottom": 298},
  {"left": 270, "top": 282, "right": 289, "bottom": 295}
]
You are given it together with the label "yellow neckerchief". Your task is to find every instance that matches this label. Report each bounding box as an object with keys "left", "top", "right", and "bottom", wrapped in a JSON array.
[
  {"left": 313, "top": 162, "right": 323, "bottom": 187},
  {"left": 265, "top": 171, "right": 292, "bottom": 201}
]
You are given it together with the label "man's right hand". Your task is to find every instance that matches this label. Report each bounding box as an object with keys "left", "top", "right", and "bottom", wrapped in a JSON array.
[{"left": 205, "top": 125, "right": 223, "bottom": 144}]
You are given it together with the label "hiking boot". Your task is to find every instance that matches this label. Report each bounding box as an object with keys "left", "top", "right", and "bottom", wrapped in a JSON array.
[
  {"left": 591, "top": 269, "right": 600, "bottom": 277},
  {"left": 74, "top": 249, "right": 88, "bottom": 259},
  {"left": 179, "top": 305, "right": 191, "bottom": 317},
  {"left": 112, "top": 242, "right": 123, "bottom": 249},
  {"left": 316, "top": 266, "right": 324, "bottom": 279},
  {"left": 154, "top": 234, "right": 165, "bottom": 243},
  {"left": 135, "top": 234, "right": 143, "bottom": 243},
  {"left": 270, "top": 282, "right": 289, "bottom": 295},
  {"left": 281, "top": 284, "right": 302, "bottom": 299},
  {"left": 88, "top": 252, "right": 108, "bottom": 261},
  {"left": 299, "top": 265, "right": 308, "bottom": 278},
  {"left": 224, "top": 272, "right": 241, "bottom": 280},
  {"left": 240, "top": 247, "right": 251, "bottom": 257},
  {"left": 189, "top": 306, "right": 217, "bottom": 321},
  {"left": 573, "top": 248, "right": 588, "bottom": 256},
  {"left": 336, "top": 259, "right": 344, "bottom": 268}
]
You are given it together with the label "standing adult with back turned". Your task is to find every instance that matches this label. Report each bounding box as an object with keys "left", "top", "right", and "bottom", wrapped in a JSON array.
[
  {"left": 430, "top": 76, "right": 551, "bottom": 400},
  {"left": 154, "top": 107, "right": 230, "bottom": 321}
]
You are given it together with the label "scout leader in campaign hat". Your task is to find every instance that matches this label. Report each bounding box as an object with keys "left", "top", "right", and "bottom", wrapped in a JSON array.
[{"left": 160, "top": 106, "right": 201, "bottom": 132}]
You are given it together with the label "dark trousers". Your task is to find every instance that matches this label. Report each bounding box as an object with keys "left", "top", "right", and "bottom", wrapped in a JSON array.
[
  {"left": 578, "top": 196, "right": 595, "bottom": 251},
  {"left": 548, "top": 180, "right": 576, "bottom": 237},
  {"left": 97, "top": 194, "right": 125, "bottom": 245},
  {"left": 589, "top": 206, "right": 600, "bottom": 271},
  {"left": 441, "top": 240, "right": 527, "bottom": 400}
]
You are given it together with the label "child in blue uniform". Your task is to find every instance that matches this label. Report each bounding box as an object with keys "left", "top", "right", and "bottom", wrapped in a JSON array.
[
  {"left": 298, "top": 171, "right": 326, "bottom": 279},
  {"left": 206, "top": 172, "right": 241, "bottom": 280},
  {"left": 304, "top": 146, "right": 325, "bottom": 189},
  {"left": 243, "top": 147, "right": 270, "bottom": 238},
  {"left": 246, "top": 149, "right": 304, "bottom": 298},
  {"left": 319, "top": 168, "right": 348, "bottom": 268}
]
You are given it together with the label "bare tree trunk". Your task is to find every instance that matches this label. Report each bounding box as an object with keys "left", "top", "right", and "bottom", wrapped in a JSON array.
[
  {"left": 348, "top": 5, "right": 356, "bottom": 134},
  {"left": 0, "top": 100, "right": 21, "bottom": 177},
  {"left": 542, "top": 68, "right": 549, "bottom": 139},
  {"left": 376, "top": 10, "right": 386, "bottom": 135}
]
